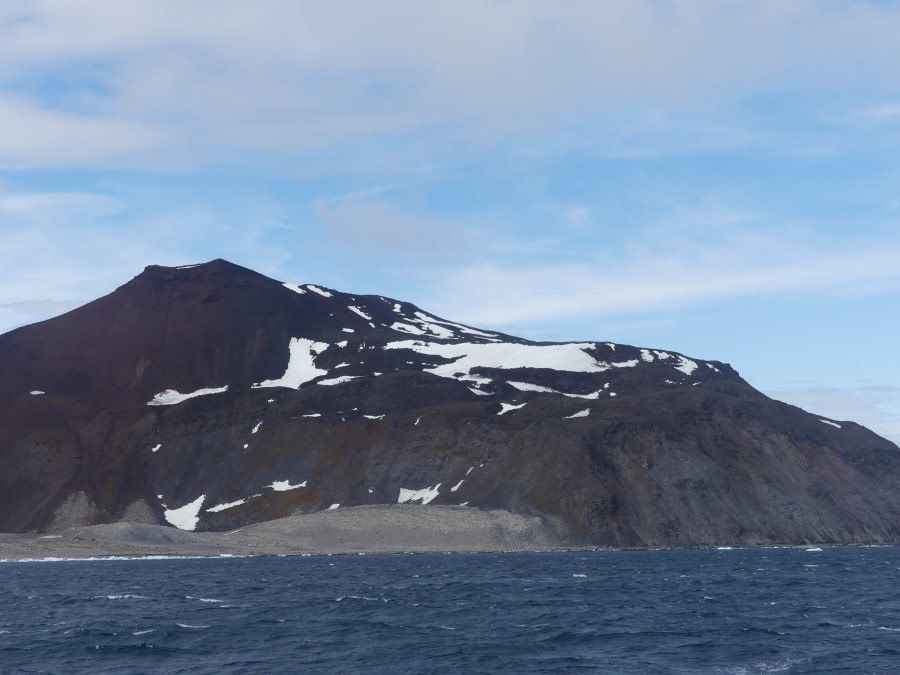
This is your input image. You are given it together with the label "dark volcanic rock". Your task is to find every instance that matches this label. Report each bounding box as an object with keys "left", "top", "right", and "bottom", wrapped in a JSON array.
[{"left": 0, "top": 259, "right": 897, "bottom": 547}]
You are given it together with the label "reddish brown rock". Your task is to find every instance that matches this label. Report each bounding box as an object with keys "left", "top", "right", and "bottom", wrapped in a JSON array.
[{"left": 0, "top": 259, "right": 897, "bottom": 547}]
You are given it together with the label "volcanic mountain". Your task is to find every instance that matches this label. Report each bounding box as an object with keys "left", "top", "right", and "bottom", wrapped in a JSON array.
[{"left": 0, "top": 259, "right": 897, "bottom": 547}]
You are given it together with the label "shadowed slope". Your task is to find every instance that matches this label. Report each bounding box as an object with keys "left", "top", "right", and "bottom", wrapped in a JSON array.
[{"left": 0, "top": 260, "right": 897, "bottom": 547}]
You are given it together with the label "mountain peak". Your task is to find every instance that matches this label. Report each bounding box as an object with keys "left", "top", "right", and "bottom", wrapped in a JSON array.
[
  {"left": 0, "top": 261, "right": 897, "bottom": 547},
  {"left": 129, "top": 258, "right": 266, "bottom": 286}
]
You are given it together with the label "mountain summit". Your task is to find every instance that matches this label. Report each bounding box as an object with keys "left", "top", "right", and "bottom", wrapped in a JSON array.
[{"left": 1, "top": 259, "right": 897, "bottom": 546}]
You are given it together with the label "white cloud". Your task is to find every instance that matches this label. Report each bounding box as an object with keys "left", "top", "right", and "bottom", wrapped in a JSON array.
[
  {"left": 0, "top": 94, "right": 172, "bottom": 169},
  {"left": 865, "top": 103, "right": 900, "bottom": 119},
  {"left": 315, "top": 198, "right": 472, "bottom": 263},
  {"left": 1, "top": 2, "right": 900, "bottom": 170},
  {"left": 428, "top": 236, "right": 900, "bottom": 327},
  {"left": 0, "top": 188, "right": 119, "bottom": 219}
]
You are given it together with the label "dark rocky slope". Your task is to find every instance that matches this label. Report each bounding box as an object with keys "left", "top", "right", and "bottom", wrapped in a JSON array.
[{"left": 0, "top": 259, "right": 897, "bottom": 547}]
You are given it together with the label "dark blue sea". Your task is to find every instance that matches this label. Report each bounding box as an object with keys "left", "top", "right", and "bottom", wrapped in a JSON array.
[{"left": 1, "top": 546, "right": 898, "bottom": 673}]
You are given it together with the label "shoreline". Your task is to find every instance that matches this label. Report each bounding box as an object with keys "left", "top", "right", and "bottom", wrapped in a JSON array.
[
  {"left": 3, "top": 543, "right": 890, "bottom": 563},
  {"left": 0, "top": 504, "right": 572, "bottom": 561},
  {"left": 2, "top": 504, "right": 893, "bottom": 562}
]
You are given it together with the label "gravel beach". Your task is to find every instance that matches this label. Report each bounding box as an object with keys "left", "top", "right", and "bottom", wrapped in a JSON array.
[{"left": 0, "top": 505, "right": 569, "bottom": 560}]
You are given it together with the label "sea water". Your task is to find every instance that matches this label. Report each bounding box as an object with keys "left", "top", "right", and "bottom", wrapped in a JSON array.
[{"left": 1, "top": 546, "right": 898, "bottom": 673}]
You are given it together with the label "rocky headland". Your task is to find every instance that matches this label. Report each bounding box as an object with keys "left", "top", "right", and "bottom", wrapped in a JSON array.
[{"left": 1, "top": 259, "right": 897, "bottom": 554}]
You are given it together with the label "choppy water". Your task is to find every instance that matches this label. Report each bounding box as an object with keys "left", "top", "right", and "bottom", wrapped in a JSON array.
[{"left": 1, "top": 546, "right": 898, "bottom": 673}]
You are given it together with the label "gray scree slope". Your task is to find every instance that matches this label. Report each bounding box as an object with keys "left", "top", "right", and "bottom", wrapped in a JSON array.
[{"left": 0, "top": 259, "right": 896, "bottom": 547}]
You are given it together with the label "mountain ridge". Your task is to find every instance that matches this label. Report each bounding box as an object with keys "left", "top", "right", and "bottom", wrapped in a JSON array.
[{"left": 0, "top": 259, "right": 896, "bottom": 547}]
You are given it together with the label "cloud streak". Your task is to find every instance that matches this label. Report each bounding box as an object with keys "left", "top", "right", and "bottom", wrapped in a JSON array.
[
  {"left": 429, "top": 235, "right": 900, "bottom": 327},
  {"left": 2, "top": 2, "right": 900, "bottom": 170}
]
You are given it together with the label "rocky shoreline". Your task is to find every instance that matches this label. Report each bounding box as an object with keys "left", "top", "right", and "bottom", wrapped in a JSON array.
[{"left": 0, "top": 505, "right": 569, "bottom": 560}]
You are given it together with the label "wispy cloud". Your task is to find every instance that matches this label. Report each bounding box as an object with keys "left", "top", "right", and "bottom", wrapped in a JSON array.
[
  {"left": 864, "top": 103, "right": 900, "bottom": 119},
  {"left": 0, "top": 94, "right": 172, "bottom": 169},
  {"left": 2, "top": 2, "right": 900, "bottom": 171},
  {"left": 315, "top": 198, "right": 472, "bottom": 265},
  {"left": 429, "top": 235, "right": 900, "bottom": 327}
]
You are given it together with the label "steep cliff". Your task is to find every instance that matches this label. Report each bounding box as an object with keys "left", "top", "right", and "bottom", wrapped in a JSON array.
[{"left": 1, "top": 259, "right": 896, "bottom": 546}]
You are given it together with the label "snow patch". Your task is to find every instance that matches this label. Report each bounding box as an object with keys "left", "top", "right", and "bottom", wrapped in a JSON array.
[
  {"left": 282, "top": 282, "right": 306, "bottom": 295},
  {"left": 468, "top": 387, "right": 493, "bottom": 396},
  {"left": 612, "top": 359, "right": 639, "bottom": 368},
  {"left": 348, "top": 305, "right": 372, "bottom": 321},
  {"left": 450, "top": 480, "right": 464, "bottom": 492},
  {"left": 302, "top": 413, "right": 322, "bottom": 418},
  {"left": 445, "top": 324, "right": 498, "bottom": 339},
  {"left": 29, "top": 390, "right": 45, "bottom": 395},
  {"left": 342, "top": 328, "right": 355, "bottom": 333},
  {"left": 507, "top": 381, "right": 555, "bottom": 393},
  {"left": 148, "top": 386, "right": 228, "bottom": 406},
  {"left": 253, "top": 338, "right": 329, "bottom": 389},
  {"left": 318, "top": 375, "right": 360, "bottom": 386},
  {"left": 411, "top": 312, "right": 455, "bottom": 339},
  {"left": 163, "top": 495, "right": 206, "bottom": 531},
  {"left": 328, "top": 503, "right": 340, "bottom": 510},
  {"left": 384, "top": 340, "right": 608, "bottom": 383},
  {"left": 251, "top": 421, "right": 262, "bottom": 434},
  {"left": 654, "top": 351, "right": 671, "bottom": 360},
  {"left": 506, "top": 380, "right": 600, "bottom": 399},
  {"left": 364, "top": 414, "right": 385, "bottom": 420},
  {"left": 640, "top": 349, "right": 654, "bottom": 363},
  {"left": 564, "top": 409, "right": 591, "bottom": 419},
  {"left": 498, "top": 402, "right": 526, "bottom": 415},
  {"left": 306, "top": 285, "right": 332, "bottom": 298},
  {"left": 411, "top": 312, "right": 499, "bottom": 339},
  {"left": 820, "top": 419, "right": 842, "bottom": 429},
  {"left": 151, "top": 444, "right": 161, "bottom": 453},
  {"left": 269, "top": 480, "right": 307, "bottom": 491},
  {"left": 398, "top": 484, "right": 441, "bottom": 505},
  {"left": 206, "top": 499, "right": 246, "bottom": 513},
  {"left": 391, "top": 322, "right": 425, "bottom": 336},
  {"left": 674, "top": 356, "right": 698, "bottom": 376}
]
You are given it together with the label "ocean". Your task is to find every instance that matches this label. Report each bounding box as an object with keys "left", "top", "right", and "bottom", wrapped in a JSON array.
[{"left": 1, "top": 546, "right": 897, "bottom": 673}]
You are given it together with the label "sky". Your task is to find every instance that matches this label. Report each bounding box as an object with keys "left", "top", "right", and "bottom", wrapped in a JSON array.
[{"left": 1, "top": 1, "right": 899, "bottom": 444}]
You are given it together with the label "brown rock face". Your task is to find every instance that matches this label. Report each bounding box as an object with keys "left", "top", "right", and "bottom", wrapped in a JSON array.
[{"left": 0, "top": 259, "right": 897, "bottom": 546}]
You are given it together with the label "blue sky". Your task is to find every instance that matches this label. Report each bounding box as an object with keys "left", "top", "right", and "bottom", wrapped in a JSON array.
[{"left": 1, "top": 1, "right": 899, "bottom": 443}]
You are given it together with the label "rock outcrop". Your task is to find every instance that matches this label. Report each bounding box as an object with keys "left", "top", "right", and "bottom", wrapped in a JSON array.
[{"left": 1, "top": 259, "right": 897, "bottom": 547}]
